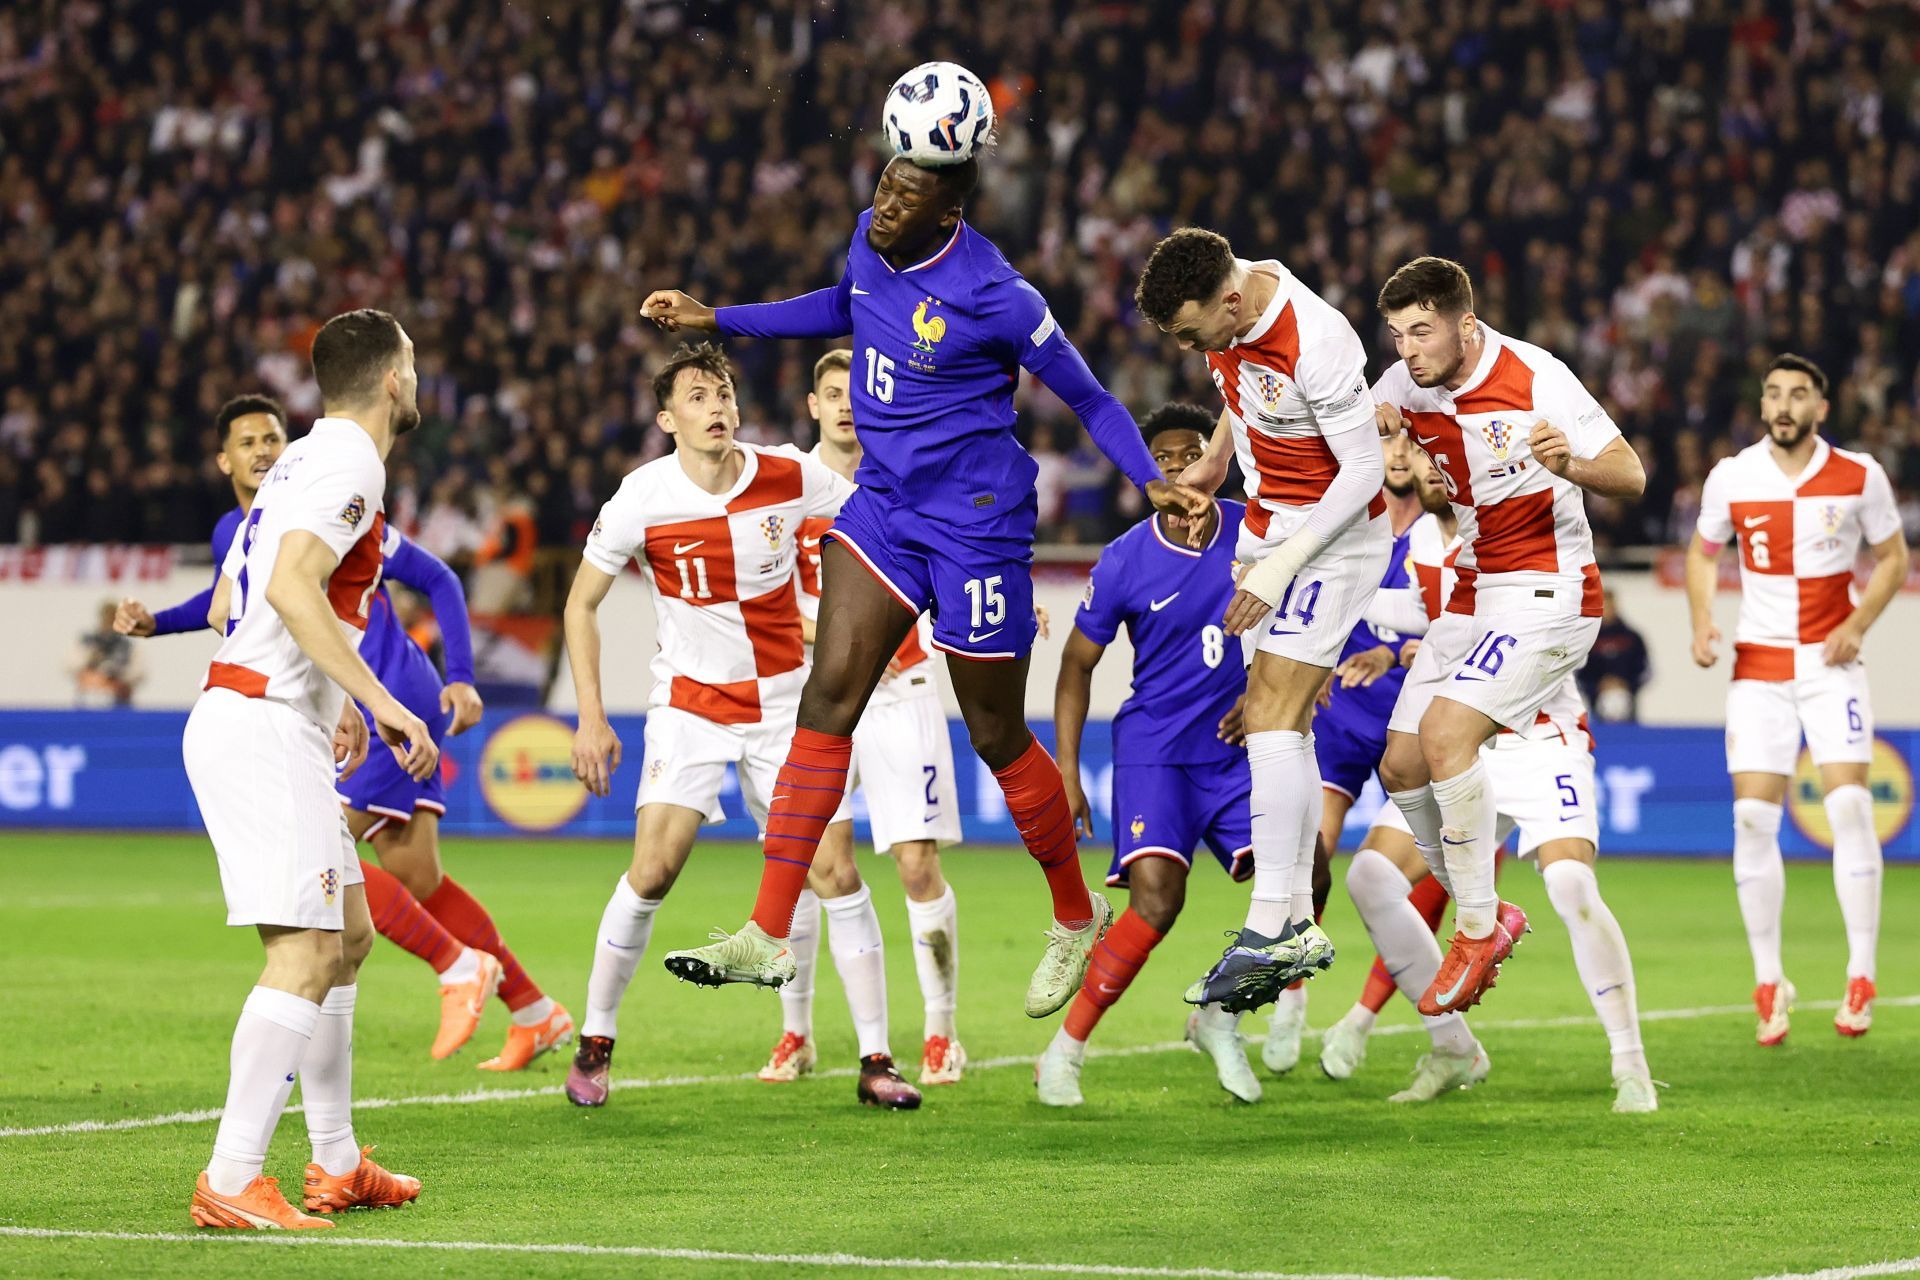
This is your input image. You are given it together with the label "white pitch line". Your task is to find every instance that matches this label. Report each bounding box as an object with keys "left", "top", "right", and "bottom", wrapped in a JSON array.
[
  {"left": 4, "top": 995, "right": 1911, "bottom": 1141},
  {"left": 0, "top": 1226, "right": 1461, "bottom": 1280},
  {"left": 1755, "top": 1260, "right": 1920, "bottom": 1280}
]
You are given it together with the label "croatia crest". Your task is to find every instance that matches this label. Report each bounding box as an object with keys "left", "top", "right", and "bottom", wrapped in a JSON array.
[
  {"left": 319, "top": 867, "right": 339, "bottom": 906},
  {"left": 1483, "top": 419, "right": 1514, "bottom": 461},
  {"left": 1256, "top": 371, "right": 1284, "bottom": 412},
  {"left": 760, "top": 514, "right": 784, "bottom": 549},
  {"left": 1820, "top": 502, "right": 1844, "bottom": 536}
]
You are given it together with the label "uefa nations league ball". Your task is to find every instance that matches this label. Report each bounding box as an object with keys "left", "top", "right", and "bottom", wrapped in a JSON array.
[{"left": 883, "top": 61, "right": 994, "bottom": 167}]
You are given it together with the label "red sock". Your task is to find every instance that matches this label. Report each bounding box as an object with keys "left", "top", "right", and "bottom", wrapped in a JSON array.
[
  {"left": 992, "top": 736, "right": 1092, "bottom": 926},
  {"left": 422, "top": 875, "right": 543, "bottom": 1011},
  {"left": 1359, "top": 957, "right": 1397, "bottom": 1014},
  {"left": 361, "top": 859, "right": 464, "bottom": 974},
  {"left": 1409, "top": 873, "right": 1451, "bottom": 935},
  {"left": 750, "top": 727, "right": 853, "bottom": 938},
  {"left": 1062, "top": 908, "right": 1164, "bottom": 1041}
]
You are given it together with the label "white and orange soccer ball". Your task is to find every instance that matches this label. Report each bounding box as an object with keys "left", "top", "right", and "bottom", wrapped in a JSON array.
[{"left": 883, "top": 62, "right": 993, "bottom": 167}]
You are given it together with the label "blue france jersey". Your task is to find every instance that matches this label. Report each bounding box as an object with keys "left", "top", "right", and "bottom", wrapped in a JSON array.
[
  {"left": 1322, "top": 523, "right": 1417, "bottom": 726},
  {"left": 1075, "top": 502, "right": 1248, "bottom": 767}
]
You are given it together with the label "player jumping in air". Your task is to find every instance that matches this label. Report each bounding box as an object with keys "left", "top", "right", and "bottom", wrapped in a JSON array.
[
  {"left": 116, "top": 396, "right": 564, "bottom": 1067},
  {"left": 763, "top": 348, "right": 969, "bottom": 1087},
  {"left": 642, "top": 153, "right": 1210, "bottom": 1013},
  {"left": 1370, "top": 256, "right": 1644, "bottom": 1017},
  {"left": 562, "top": 342, "right": 919, "bottom": 1110},
  {"left": 1040, "top": 403, "right": 1256, "bottom": 1106},
  {"left": 1686, "top": 353, "right": 1908, "bottom": 1044},
  {"left": 183, "top": 310, "right": 432, "bottom": 1229},
  {"left": 1133, "top": 228, "right": 1390, "bottom": 1013}
]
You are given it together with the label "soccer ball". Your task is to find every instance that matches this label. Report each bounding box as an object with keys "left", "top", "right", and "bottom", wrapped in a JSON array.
[{"left": 883, "top": 62, "right": 994, "bottom": 167}]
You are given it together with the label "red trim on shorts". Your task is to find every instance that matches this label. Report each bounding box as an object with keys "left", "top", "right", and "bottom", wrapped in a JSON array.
[
  {"left": 821, "top": 528, "right": 919, "bottom": 616},
  {"left": 930, "top": 635, "right": 1019, "bottom": 662},
  {"left": 1733, "top": 643, "right": 1794, "bottom": 682},
  {"left": 206, "top": 661, "right": 269, "bottom": 697}
]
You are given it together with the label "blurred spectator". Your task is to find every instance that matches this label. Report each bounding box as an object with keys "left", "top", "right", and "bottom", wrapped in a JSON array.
[
  {"left": 1579, "top": 590, "right": 1653, "bottom": 723},
  {"left": 70, "top": 600, "right": 143, "bottom": 708},
  {"left": 1, "top": 0, "right": 1917, "bottom": 570}
]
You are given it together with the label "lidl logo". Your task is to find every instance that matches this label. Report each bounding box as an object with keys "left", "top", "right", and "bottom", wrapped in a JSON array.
[
  {"left": 479, "top": 714, "right": 589, "bottom": 833},
  {"left": 1787, "top": 736, "right": 1913, "bottom": 848}
]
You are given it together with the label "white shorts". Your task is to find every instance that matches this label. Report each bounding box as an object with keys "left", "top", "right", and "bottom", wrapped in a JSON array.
[
  {"left": 183, "top": 688, "right": 364, "bottom": 930},
  {"left": 1238, "top": 506, "right": 1392, "bottom": 669},
  {"left": 849, "top": 688, "right": 962, "bottom": 854},
  {"left": 1726, "top": 664, "right": 1873, "bottom": 776},
  {"left": 1388, "top": 587, "right": 1600, "bottom": 736},
  {"left": 1369, "top": 734, "right": 1599, "bottom": 858},
  {"left": 636, "top": 704, "right": 798, "bottom": 835}
]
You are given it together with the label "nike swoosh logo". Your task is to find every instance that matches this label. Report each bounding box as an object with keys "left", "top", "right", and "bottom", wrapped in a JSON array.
[
  {"left": 1149, "top": 593, "right": 1180, "bottom": 611},
  {"left": 968, "top": 628, "right": 1003, "bottom": 643},
  {"left": 851, "top": 285, "right": 870, "bottom": 295},
  {"left": 605, "top": 940, "right": 639, "bottom": 950},
  {"left": 1094, "top": 982, "right": 1123, "bottom": 997},
  {"left": 1743, "top": 515, "right": 1770, "bottom": 527},
  {"left": 1416, "top": 433, "right": 1440, "bottom": 445},
  {"left": 1435, "top": 970, "right": 1471, "bottom": 1007},
  {"left": 1595, "top": 983, "right": 1623, "bottom": 996},
  {"left": 801, "top": 537, "right": 821, "bottom": 548},
  {"left": 672, "top": 541, "right": 704, "bottom": 554},
  {"left": 1452, "top": 673, "right": 1488, "bottom": 682}
]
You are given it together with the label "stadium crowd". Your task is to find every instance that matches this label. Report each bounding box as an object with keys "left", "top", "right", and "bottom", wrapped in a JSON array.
[{"left": 5, "top": 0, "right": 1920, "bottom": 593}]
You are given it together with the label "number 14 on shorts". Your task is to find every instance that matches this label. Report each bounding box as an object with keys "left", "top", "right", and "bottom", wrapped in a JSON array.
[{"left": 1266, "top": 578, "right": 1322, "bottom": 635}]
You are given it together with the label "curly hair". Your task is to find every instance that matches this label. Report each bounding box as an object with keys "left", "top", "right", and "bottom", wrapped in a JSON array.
[
  {"left": 1134, "top": 228, "right": 1236, "bottom": 327},
  {"left": 1140, "top": 401, "right": 1216, "bottom": 446},
  {"left": 214, "top": 394, "right": 286, "bottom": 443}
]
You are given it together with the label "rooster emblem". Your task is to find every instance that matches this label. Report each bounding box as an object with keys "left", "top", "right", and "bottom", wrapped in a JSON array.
[{"left": 912, "top": 298, "right": 946, "bottom": 352}]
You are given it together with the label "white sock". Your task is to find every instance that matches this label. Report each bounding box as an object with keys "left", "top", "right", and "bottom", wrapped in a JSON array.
[
  {"left": 1050, "top": 1024, "right": 1090, "bottom": 1059},
  {"left": 1826, "top": 785, "right": 1882, "bottom": 981},
  {"left": 1541, "top": 860, "right": 1647, "bottom": 1077},
  {"left": 1731, "top": 797, "right": 1785, "bottom": 985},
  {"left": 1346, "top": 849, "right": 1471, "bottom": 1054},
  {"left": 300, "top": 984, "right": 359, "bottom": 1177},
  {"left": 437, "top": 947, "right": 479, "bottom": 986},
  {"left": 207, "top": 987, "right": 320, "bottom": 1195},
  {"left": 1245, "top": 730, "right": 1314, "bottom": 936},
  {"left": 823, "top": 883, "right": 889, "bottom": 1059},
  {"left": 903, "top": 886, "right": 959, "bottom": 1040},
  {"left": 781, "top": 889, "right": 823, "bottom": 1038},
  {"left": 1342, "top": 1003, "right": 1378, "bottom": 1033},
  {"left": 1430, "top": 761, "right": 1497, "bottom": 937},
  {"left": 1196, "top": 1001, "right": 1242, "bottom": 1035},
  {"left": 1387, "top": 784, "right": 1451, "bottom": 892},
  {"left": 1273, "top": 980, "right": 1307, "bottom": 1021},
  {"left": 510, "top": 996, "right": 555, "bottom": 1028},
  {"left": 581, "top": 875, "right": 661, "bottom": 1041},
  {"left": 1290, "top": 736, "right": 1325, "bottom": 925}
]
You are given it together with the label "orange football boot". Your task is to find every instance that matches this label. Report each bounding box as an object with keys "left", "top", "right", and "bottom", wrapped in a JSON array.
[
  {"left": 190, "top": 1172, "right": 332, "bottom": 1230},
  {"left": 1834, "top": 976, "right": 1875, "bottom": 1038},
  {"left": 1418, "top": 921, "right": 1515, "bottom": 1016},
  {"left": 1755, "top": 979, "right": 1795, "bottom": 1046},
  {"left": 432, "top": 951, "right": 503, "bottom": 1059},
  {"left": 479, "top": 1001, "right": 575, "bottom": 1071},
  {"left": 303, "top": 1146, "right": 421, "bottom": 1213}
]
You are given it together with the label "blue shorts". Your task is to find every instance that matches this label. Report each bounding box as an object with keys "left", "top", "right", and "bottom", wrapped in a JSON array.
[
  {"left": 336, "top": 701, "right": 450, "bottom": 835},
  {"left": 1313, "top": 699, "right": 1389, "bottom": 800},
  {"left": 826, "top": 486, "right": 1038, "bottom": 661},
  {"left": 1106, "top": 760, "right": 1252, "bottom": 888}
]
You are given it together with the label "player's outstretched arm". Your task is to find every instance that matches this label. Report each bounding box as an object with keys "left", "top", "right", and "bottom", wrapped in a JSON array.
[
  {"left": 1053, "top": 628, "right": 1107, "bottom": 840},
  {"left": 1825, "top": 531, "right": 1909, "bottom": 666},
  {"left": 1177, "top": 408, "right": 1235, "bottom": 494},
  {"left": 265, "top": 531, "right": 437, "bottom": 782},
  {"left": 647, "top": 265, "right": 853, "bottom": 341},
  {"left": 563, "top": 560, "right": 623, "bottom": 798},
  {"left": 385, "top": 533, "right": 484, "bottom": 734},
  {"left": 1684, "top": 532, "right": 1724, "bottom": 668}
]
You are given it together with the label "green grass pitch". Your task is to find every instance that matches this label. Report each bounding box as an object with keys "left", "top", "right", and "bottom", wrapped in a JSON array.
[{"left": 2, "top": 832, "right": 1917, "bottom": 1279}]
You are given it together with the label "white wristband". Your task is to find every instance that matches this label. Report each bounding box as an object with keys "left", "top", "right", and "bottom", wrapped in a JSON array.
[{"left": 1239, "top": 528, "right": 1325, "bottom": 607}]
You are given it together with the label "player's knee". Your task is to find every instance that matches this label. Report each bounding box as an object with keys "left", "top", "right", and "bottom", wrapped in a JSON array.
[
  {"left": 893, "top": 844, "right": 944, "bottom": 899},
  {"left": 1378, "top": 745, "right": 1427, "bottom": 795},
  {"left": 1418, "top": 720, "right": 1480, "bottom": 778},
  {"left": 808, "top": 856, "right": 862, "bottom": 899},
  {"left": 338, "top": 922, "right": 374, "bottom": 978},
  {"left": 1731, "top": 797, "right": 1783, "bottom": 866},
  {"left": 628, "top": 852, "right": 680, "bottom": 900},
  {"left": 1346, "top": 848, "right": 1408, "bottom": 913},
  {"left": 965, "top": 718, "right": 1029, "bottom": 771},
  {"left": 1131, "top": 883, "right": 1184, "bottom": 932},
  {"left": 1541, "top": 857, "right": 1601, "bottom": 922},
  {"left": 1823, "top": 785, "right": 1878, "bottom": 847}
]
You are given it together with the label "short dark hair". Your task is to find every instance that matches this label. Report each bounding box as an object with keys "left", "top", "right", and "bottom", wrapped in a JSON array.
[
  {"left": 652, "top": 341, "right": 735, "bottom": 410},
  {"left": 1134, "top": 228, "right": 1236, "bottom": 327},
  {"left": 214, "top": 394, "right": 286, "bottom": 444},
  {"left": 1767, "top": 352, "right": 1829, "bottom": 397},
  {"left": 311, "top": 309, "right": 406, "bottom": 405},
  {"left": 1141, "top": 402, "right": 1216, "bottom": 446},
  {"left": 930, "top": 156, "right": 979, "bottom": 205},
  {"left": 813, "top": 348, "right": 853, "bottom": 387},
  {"left": 1377, "top": 256, "right": 1475, "bottom": 317}
]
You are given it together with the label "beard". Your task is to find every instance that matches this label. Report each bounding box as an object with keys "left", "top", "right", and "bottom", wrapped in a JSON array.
[
  {"left": 1769, "top": 417, "right": 1813, "bottom": 448},
  {"left": 1384, "top": 474, "right": 1418, "bottom": 497}
]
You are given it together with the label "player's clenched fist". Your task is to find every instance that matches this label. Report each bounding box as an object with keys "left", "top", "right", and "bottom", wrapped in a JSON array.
[
  {"left": 1529, "top": 420, "right": 1573, "bottom": 476},
  {"left": 640, "top": 290, "right": 718, "bottom": 333},
  {"left": 1145, "top": 479, "right": 1215, "bottom": 547},
  {"left": 572, "top": 716, "right": 623, "bottom": 798},
  {"left": 114, "top": 597, "right": 157, "bottom": 637},
  {"left": 1375, "top": 402, "right": 1407, "bottom": 438},
  {"left": 1690, "top": 621, "right": 1721, "bottom": 668},
  {"left": 333, "top": 700, "right": 370, "bottom": 781}
]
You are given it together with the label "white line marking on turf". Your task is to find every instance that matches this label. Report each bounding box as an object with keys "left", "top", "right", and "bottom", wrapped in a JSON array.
[
  {"left": 1756, "top": 1259, "right": 1920, "bottom": 1280},
  {"left": 4, "top": 995, "right": 1911, "bottom": 1141},
  {"left": 0, "top": 1226, "right": 1462, "bottom": 1280}
]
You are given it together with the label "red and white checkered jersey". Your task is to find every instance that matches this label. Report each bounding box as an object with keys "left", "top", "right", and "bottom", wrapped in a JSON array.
[
  {"left": 205, "top": 418, "right": 387, "bottom": 729},
  {"left": 1404, "top": 512, "right": 1590, "bottom": 746},
  {"left": 584, "top": 443, "right": 853, "bottom": 724},
  {"left": 1203, "top": 258, "right": 1383, "bottom": 540},
  {"left": 1373, "top": 325, "right": 1620, "bottom": 618},
  {"left": 797, "top": 447, "right": 931, "bottom": 709},
  {"left": 1696, "top": 438, "right": 1900, "bottom": 681}
]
